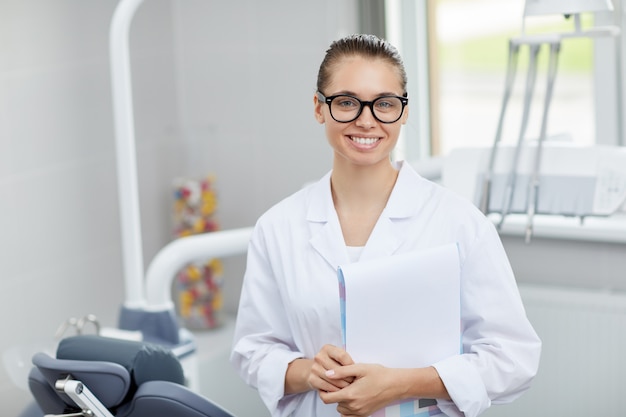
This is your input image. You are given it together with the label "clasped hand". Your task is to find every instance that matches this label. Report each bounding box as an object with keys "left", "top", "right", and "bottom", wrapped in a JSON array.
[{"left": 308, "top": 344, "right": 398, "bottom": 417}]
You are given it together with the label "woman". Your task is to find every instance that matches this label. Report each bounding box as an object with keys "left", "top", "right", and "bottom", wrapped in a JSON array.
[{"left": 230, "top": 34, "right": 541, "bottom": 417}]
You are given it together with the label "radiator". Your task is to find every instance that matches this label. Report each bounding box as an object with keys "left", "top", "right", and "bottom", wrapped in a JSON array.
[{"left": 484, "top": 283, "right": 626, "bottom": 417}]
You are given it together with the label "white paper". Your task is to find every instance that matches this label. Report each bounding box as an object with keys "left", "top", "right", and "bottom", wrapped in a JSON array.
[{"left": 338, "top": 243, "right": 461, "bottom": 368}]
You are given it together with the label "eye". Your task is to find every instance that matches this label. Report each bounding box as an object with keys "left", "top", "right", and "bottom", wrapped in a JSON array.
[
  {"left": 334, "top": 96, "right": 359, "bottom": 109},
  {"left": 374, "top": 97, "right": 400, "bottom": 112}
]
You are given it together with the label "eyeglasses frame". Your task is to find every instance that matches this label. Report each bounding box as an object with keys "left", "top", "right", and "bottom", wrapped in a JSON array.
[{"left": 317, "top": 91, "right": 409, "bottom": 124}]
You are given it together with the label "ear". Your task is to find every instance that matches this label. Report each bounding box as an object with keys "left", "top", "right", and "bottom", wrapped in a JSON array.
[
  {"left": 401, "top": 103, "right": 409, "bottom": 125},
  {"left": 313, "top": 93, "right": 326, "bottom": 124}
]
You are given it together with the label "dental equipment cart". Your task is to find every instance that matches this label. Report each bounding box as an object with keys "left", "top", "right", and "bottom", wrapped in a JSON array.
[{"left": 477, "top": 0, "right": 621, "bottom": 242}]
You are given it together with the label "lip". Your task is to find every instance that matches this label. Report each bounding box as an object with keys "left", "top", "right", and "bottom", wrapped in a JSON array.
[{"left": 347, "top": 135, "right": 382, "bottom": 148}]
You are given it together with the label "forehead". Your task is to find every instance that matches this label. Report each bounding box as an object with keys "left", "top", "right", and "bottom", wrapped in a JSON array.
[{"left": 326, "top": 56, "right": 404, "bottom": 96}]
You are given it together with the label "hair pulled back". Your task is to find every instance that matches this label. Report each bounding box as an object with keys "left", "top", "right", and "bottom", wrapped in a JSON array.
[{"left": 316, "top": 34, "right": 407, "bottom": 95}]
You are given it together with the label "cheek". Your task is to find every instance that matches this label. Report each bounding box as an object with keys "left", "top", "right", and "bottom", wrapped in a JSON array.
[
  {"left": 384, "top": 125, "right": 402, "bottom": 142},
  {"left": 325, "top": 121, "right": 345, "bottom": 141}
]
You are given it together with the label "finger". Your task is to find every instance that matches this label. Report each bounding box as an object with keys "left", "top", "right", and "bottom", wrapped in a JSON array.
[
  {"left": 325, "top": 365, "right": 359, "bottom": 381},
  {"left": 336, "top": 402, "right": 360, "bottom": 417},
  {"left": 309, "top": 361, "right": 346, "bottom": 389},
  {"left": 315, "top": 344, "right": 353, "bottom": 368},
  {"left": 315, "top": 378, "right": 343, "bottom": 393},
  {"left": 325, "top": 345, "right": 354, "bottom": 366},
  {"left": 318, "top": 388, "right": 342, "bottom": 404},
  {"left": 327, "top": 375, "right": 353, "bottom": 389},
  {"left": 309, "top": 363, "right": 351, "bottom": 391}
]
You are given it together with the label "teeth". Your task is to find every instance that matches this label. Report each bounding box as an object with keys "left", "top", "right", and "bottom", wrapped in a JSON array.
[{"left": 351, "top": 137, "right": 379, "bottom": 145}]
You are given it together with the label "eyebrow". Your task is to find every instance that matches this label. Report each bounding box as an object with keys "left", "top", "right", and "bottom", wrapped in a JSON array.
[{"left": 330, "top": 90, "right": 402, "bottom": 98}]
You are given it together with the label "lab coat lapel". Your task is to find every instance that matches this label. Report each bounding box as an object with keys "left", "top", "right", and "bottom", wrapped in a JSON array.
[
  {"left": 360, "top": 215, "right": 403, "bottom": 260},
  {"left": 361, "top": 161, "right": 420, "bottom": 260},
  {"left": 307, "top": 172, "right": 348, "bottom": 270}
]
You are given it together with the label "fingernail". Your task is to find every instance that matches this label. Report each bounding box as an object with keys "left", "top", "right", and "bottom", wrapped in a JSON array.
[{"left": 325, "top": 369, "right": 335, "bottom": 377}]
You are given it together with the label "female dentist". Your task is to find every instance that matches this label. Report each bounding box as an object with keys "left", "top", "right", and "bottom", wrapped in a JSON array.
[{"left": 230, "top": 34, "right": 541, "bottom": 417}]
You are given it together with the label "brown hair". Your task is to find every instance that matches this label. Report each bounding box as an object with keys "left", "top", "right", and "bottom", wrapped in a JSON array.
[{"left": 316, "top": 34, "right": 407, "bottom": 95}]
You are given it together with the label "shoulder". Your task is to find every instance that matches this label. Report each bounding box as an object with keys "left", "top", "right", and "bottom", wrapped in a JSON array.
[
  {"left": 396, "top": 161, "right": 485, "bottom": 221},
  {"left": 254, "top": 171, "right": 330, "bottom": 231},
  {"left": 395, "top": 161, "right": 498, "bottom": 253}
]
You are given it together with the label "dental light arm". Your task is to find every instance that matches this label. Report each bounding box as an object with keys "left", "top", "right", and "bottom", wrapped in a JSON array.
[
  {"left": 110, "top": 0, "right": 146, "bottom": 309},
  {"left": 144, "top": 227, "right": 253, "bottom": 311},
  {"left": 109, "top": 0, "right": 253, "bottom": 347}
]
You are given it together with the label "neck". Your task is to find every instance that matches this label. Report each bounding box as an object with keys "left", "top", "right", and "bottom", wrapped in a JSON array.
[{"left": 331, "top": 159, "right": 399, "bottom": 213}]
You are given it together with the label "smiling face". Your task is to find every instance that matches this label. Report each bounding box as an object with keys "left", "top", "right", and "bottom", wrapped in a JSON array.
[{"left": 314, "top": 55, "right": 408, "bottom": 170}]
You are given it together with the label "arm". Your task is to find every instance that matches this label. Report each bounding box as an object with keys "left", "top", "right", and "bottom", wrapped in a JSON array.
[
  {"left": 433, "top": 222, "right": 541, "bottom": 417},
  {"left": 231, "top": 224, "right": 354, "bottom": 415},
  {"left": 230, "top": 227, "right": 304, "bottom": 416}
]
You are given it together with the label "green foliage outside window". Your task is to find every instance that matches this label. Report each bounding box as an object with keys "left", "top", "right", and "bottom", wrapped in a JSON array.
[{"left": 439, "top": 12, "right": 594, "bottom": 73}]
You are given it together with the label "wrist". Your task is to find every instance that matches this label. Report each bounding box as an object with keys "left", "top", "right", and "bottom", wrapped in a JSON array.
[
  {"left": 397, "top": 366, "right": 450, "bottom": 400},
  {"left": 285, "top": 358, "right": 314, "bottom": 394}
]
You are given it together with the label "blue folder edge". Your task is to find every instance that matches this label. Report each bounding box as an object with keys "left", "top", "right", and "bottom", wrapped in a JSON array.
[{"left": 337, "top": 266, "right": 347, "bottom": 349}]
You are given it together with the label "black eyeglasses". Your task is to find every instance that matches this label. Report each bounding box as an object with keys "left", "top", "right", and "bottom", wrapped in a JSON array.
[{"left": 317, "top": 91, "right": 408, "bottom": 124}]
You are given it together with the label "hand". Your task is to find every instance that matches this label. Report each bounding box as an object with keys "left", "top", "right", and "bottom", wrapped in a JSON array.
[
  {"left": 319, "top": 363, "right": 398, "bottom": 417},
  {"left": 308, "top": 344, "right": 355, "bottom": 393}
]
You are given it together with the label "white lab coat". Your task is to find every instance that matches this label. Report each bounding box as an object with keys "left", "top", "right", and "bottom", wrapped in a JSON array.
[{"left": 230, "top": 161, "right": 541, "bottom": 417}]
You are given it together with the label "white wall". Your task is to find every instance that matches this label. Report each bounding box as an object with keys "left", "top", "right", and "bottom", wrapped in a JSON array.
[
  {"left": 487, "top": 234, "right": 626, "bottom": 416},
  {"left": 169, "top": 0, "right": 358, "bottom": 313},
  {"left": 0, "top": 1, "right": 358, "bottom": 415}
]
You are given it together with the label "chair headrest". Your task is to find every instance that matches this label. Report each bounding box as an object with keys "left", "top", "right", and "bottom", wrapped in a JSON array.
[
  {"left": 31, "top": 335, "right": 185, "bottom": 409},
  {"left": 56, "top": 335, "right": 185, "bottom": 387}
]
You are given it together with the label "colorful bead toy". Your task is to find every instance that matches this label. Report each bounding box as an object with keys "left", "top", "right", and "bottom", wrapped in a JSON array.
[{"left": 172, "top": 175, "right": 223, "bottom": 329}]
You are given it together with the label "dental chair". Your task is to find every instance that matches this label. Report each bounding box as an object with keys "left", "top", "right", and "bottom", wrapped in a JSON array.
[{"left": 25, "top": 334, "right": 235, "bottom": 417}]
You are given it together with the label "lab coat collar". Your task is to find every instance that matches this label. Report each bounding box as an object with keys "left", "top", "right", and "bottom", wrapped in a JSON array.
[
  {"left": 307, "top": 161, "right": 423, "bottom": 269},
  {"left": 307, "top": 170, "right": 347, "bottom": 270}
]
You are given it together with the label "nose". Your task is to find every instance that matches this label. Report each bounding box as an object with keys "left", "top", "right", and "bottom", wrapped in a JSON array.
[{"left": 355, "top": 104, "right": 376, "bottom": 128}]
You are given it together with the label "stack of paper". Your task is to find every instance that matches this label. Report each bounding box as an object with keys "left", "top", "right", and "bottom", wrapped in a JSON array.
[{"left": 337, "top": 243, "right": 462, "bottom": 416}]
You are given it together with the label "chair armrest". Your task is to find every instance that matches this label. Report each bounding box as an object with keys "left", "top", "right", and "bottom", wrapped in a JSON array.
[
  {"left": 32, "top": 352, "right": 131, "bottom": 408},
  {"left": 119, "top": 380, "right": 235, "bottom": 417}
]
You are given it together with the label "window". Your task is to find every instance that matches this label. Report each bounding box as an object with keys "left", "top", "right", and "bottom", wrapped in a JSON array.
[{"left": 386, "top": 0, "right": 624, "bottom": 161}]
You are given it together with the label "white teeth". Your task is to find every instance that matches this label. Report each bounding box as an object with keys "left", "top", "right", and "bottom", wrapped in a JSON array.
[{"left": 351, "top": 137, "right": 379, "bottom": 145}]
